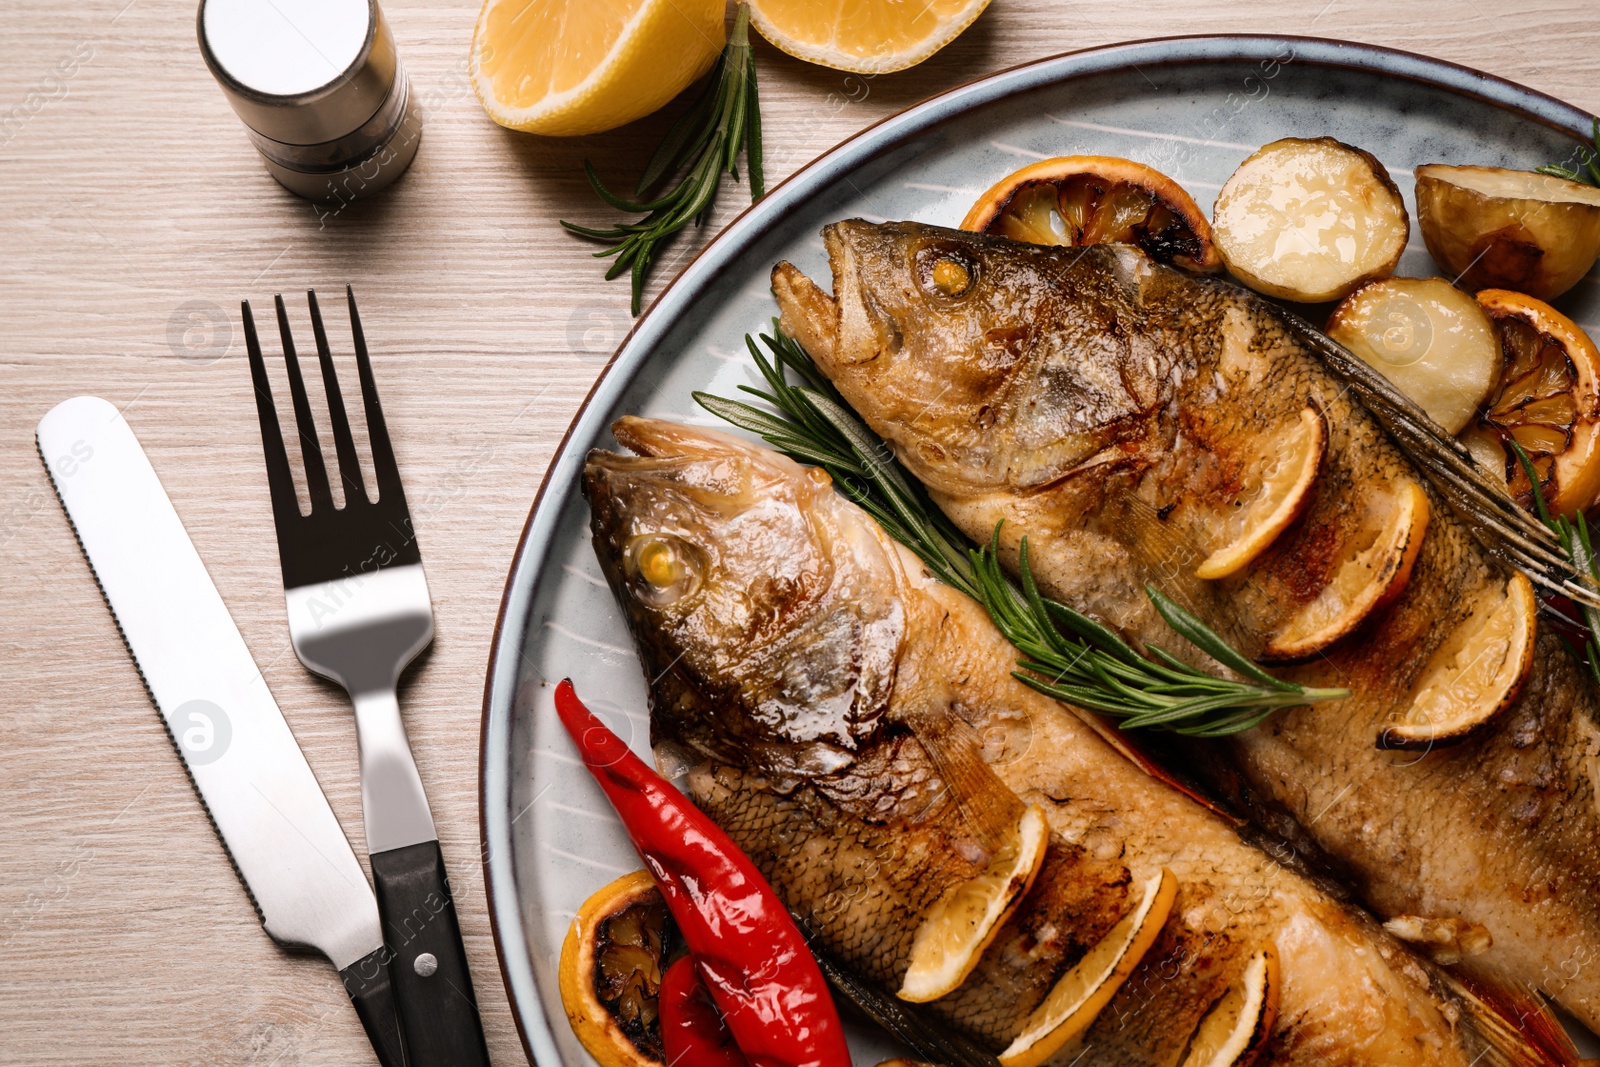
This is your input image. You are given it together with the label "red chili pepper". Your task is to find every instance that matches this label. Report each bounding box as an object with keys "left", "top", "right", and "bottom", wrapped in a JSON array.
[
  {"left": 554, "top": 679, "right": 852, "bottom": 1067},
  {"left": 661, "top": 955, "right": 750, "bottom": 1067}
]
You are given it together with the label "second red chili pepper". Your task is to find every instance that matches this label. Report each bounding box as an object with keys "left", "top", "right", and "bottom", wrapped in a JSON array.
[
  {"left": 554, "top": 679, "right": 852, "bottom": 1067},
  {"left": 661, "top": 955, "right": 750, "bottom": 1067}
]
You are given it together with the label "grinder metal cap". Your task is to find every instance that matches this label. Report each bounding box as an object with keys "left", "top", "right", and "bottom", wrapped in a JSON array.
[{"left": 198, "top": 0, "right": 397, "bottom": 146}]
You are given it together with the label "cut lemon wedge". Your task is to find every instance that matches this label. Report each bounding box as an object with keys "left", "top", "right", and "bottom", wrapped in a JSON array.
[
  {"left": 1196, "top": 407, "right": 1325, "bottom": 580},
  {"left": 899, "top": 805, "right": 1048, "bottom": 1002},
  {"left": 470, "top": 0, "right": 725, "bottom": 136},
  {"left": 1473, "top": 289, "right": 1600, "bottom": 519},
  {"left": 961, "top": 156, "right": 1221, "bottom": 273},
  {"left": 1263, "top": 478, "right": 1429, "bottom": 660},
  {"left": 747, "top": 0, "right": 990, "bottom": 74},
  {"left": 1379, "top": 572, "right": 1536, "bottom": 749},
  {"left": 997, "top": 868, "right": 1178, "bottom": 1067},
  {"left": 1180, "top": 946, "right": 1280, "bottom": 1067}
]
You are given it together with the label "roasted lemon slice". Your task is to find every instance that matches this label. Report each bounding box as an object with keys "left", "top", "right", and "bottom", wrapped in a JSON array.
[
  {"left": 1472, "top": 289, "right": 1600, "bottom": 519},
  {"left": 1379, "top": 572, "right": 1536, "bottom": 750},
  {"left": 747, "top": 0, "right": 990, "bottom": 74},
  {"left": 1196, "top": 407, "right": 1325, "bottom": 580},
  {"left": 961, "top": 156, "right": 1220, "bottom": 272},
  {"left": 997, "top": 868, "right": 1178, "bottom": 1067},
  {"left": 559, "top": 870, "right": 675, "bottom": 1067},
  {"left": 1264, "top": 478, "right": 1429, "bottom": 660},
  {"left": 470, "top": 0, "right": 725, "bottom": 136},
  {"left": 1180, "top": 946, "right": 1280, "bottom": 1067},
  {"left": 899, "top": 804, "right": 1048, "bottom": 1003}
]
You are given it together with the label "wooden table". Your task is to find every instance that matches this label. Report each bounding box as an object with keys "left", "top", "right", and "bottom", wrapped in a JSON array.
[{"left": 2, "top": 1, "right": 1596, "bottom": 1062}]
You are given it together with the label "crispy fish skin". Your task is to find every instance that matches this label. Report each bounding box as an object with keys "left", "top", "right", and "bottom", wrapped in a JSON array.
[
  {"left": 583, "top": 417, "right": 1513, "bottom": 1066},
  {"left": 771, "top": 219, "right": 1600, "bottom": 1029}
]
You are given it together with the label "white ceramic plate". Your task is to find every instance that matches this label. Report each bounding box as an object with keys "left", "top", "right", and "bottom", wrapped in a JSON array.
[{"left": 481, "top": 35, "right": 1600, "bottom": 1065}]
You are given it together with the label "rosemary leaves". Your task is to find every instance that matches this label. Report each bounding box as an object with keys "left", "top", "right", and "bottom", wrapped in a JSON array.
[
  {"left": 562, "top": 3, "right": 764, "bottom": 314},
  {"left": 696, "top": 324, "right": 1349, "bottom": 736}
]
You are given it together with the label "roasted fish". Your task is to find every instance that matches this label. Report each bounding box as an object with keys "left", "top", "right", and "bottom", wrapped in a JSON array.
[
  {"left": 583, "top": 416, "right": 1571, "bottom": 1067},
  {"left": 771, "top": 219, "right": 1600, "bottom": 1032}
]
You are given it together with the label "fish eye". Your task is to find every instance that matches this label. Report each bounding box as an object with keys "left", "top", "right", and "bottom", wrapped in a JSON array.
[
  {"left": 626, "top": 534, "right": 702, "bottom": 606},
  {"left": 914, "top": 243, "right": 977, "bottom": 299}
]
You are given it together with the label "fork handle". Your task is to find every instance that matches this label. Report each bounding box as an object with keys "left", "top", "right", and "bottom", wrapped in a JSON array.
[{"left": 371, "top": 840, "right": 491, "bottom": 1067}]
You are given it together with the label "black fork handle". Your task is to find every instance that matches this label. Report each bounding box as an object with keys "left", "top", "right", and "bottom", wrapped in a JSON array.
[{"left": 371, "top": 840, "right": 491, "bottom": 1067}]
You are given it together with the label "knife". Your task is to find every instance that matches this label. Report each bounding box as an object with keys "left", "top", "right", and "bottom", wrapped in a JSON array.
[{"left": 37, "top": 395, "right": 407, "bottom": 1067}]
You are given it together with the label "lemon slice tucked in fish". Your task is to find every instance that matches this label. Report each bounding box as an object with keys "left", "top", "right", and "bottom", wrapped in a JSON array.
[
  {"left": 1379, "top": 572, "right": 1536, "bottom": 749},
  {"left": 898, "top": 804, "right": 1048, "bottom": 1003},
  {"left": 997, "top": 868, "right": 1177, "bottom": 1067},
  {"left": 1195, "top": 407, "right": 1325, "bottom": 581},
  {"left": 1179, "top": 946, "right": 1280, "bottom": 1067},
  {"left": 1263, "top": 478, "right": 1429, "bottom": 660}
]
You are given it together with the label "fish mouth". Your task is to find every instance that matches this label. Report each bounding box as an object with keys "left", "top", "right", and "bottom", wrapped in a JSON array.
[
  {"left": 583, "top": 417, "right": 810, "bottom": 545},
  {"left": 607, "top": 415, "right": 767, "bottom": 462},
  {"left": 771, "top": 219, "right": 890, "bottom": 376}
]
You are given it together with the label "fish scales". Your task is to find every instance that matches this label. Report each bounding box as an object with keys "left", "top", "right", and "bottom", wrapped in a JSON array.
[
  {"left": 582, "top": 417, "right": 1541, "bottom": 1065},
  {"left": 770, "top": 218, "right": 1600, "bottom": 1031}
]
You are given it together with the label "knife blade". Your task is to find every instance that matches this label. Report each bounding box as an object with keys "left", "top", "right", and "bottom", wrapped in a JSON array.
[{"left": 37, "top": 395, "right": 407, "bottom": 1067}]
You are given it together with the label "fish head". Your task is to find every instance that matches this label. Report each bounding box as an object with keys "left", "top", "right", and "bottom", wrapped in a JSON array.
[
  {"left": 583, "top": 416, "right": 903, "bottom": 772},
  {"left": 772, "top": 219, "right": 1178, "bottom": 492}
]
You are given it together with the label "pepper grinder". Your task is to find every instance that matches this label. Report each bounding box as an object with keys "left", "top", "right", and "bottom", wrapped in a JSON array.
[{"left": 198, "top": 0, "right": 421, "bottom": 202}]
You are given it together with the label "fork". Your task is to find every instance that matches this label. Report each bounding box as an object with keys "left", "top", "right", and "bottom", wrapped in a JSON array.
[{"left": 243, "top": 288, "right": 490, "bottom": 1067}]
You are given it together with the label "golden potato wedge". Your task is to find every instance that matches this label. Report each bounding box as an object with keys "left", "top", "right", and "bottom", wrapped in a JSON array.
[
  {"left": 1326, "top": 277, "right": 1500, "bottom": 434},
  {"left": 1414, "top": 164, "right": 1600, "bottom": 301},
  {"left": 1212, "top": 137, "right": 1409, "bottom": 303}
]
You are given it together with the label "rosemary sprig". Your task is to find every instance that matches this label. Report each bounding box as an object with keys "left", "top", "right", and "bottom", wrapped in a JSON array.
[
  {"left": 1536, "top": 117, "right": 1600, "bottom": 187},
  {"left": 562, "top": 3, "right": 764, "bottom": 314},
  {"left": 1512, "top": 441, "right": 1600, "bottom": 683},
  {"left": 695, "top": 325, "right": 1350, "bottom": 735}
]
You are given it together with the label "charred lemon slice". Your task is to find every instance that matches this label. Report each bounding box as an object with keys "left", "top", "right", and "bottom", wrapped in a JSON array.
[
  {"left": 1180, "top": 946, "right": 1280, "bottom": 1067},
  {"left": 1196, "top": 407, "right": 1325, "bottom": 580},
  {"left": 1472, "top": 289, "right": 1600, "bottom": 519},
  {"left": 1379, "top": 572, "right": 1536, "bottom": 750},
  {"left": 899, "top": 804, "right": 1048, "bottom": 1003},
  {"left": 997, "top": 868, "right": 1177, "bottom": 1067},
  {"left": 1263, "top": 479, "right": 1429, "bottom": 660},
  {"left": 961, "top": 157, "right": 1221, "bottom": 272},
  {"left": 559, "top": 870, "right": 675, "bottom": 1067}
]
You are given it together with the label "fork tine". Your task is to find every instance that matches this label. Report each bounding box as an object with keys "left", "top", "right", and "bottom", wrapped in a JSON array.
[
  {"left": 307, "top": 289, "right": 369, "bottom": 508},
  {"left": 243, "top": 301, "right": 303, "bottom": 526},
  {"left": 275, "top": 294, "right": 335, "bottom": 514},
  {"left": 346, "top": 286, "right": 407, "bottom": 509}
]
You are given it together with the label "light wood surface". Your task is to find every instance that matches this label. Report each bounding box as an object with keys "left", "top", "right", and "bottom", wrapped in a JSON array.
[{"left": 2, "top": 2, "right": 1597, "bottom": 1063}]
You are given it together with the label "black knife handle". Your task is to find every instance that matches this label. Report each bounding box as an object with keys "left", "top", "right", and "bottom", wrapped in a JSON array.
[
  {"left": 340, "top": 945, "right": 408, "bottom": 1067},
  {"left": 371, "top": 840, "right": 491, "bottom": 1067}
]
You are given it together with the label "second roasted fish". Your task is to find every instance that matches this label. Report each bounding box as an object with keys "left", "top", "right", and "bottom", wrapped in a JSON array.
[{"left": 583, "top": 417, "right": 1568, "bottom": 1066}]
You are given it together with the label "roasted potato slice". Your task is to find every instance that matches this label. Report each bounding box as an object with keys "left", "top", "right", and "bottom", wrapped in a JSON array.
[
  {"left": 1326, "top": 277, "right": 1499, "bottom": 434},
  {"left": 1415, "top": 164, "right": 1600, "bottom": 301},
  {"left": 1212, "top": 137, "right": 1409, "bottom": 303}
]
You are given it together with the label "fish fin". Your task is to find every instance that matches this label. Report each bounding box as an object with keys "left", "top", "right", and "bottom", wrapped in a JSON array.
[
  {"left": 1443, "top": 968, "right": 1585, "bottom": 1067},
  {"left": 772, "top": 261, "right": 839, "bottom": 369},
  {"left": 1266, "top": 298, "right": 1600, "bottom": 609},
  {"left": 901, "top": 704, "right": 1026, "bottom": 853}
]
